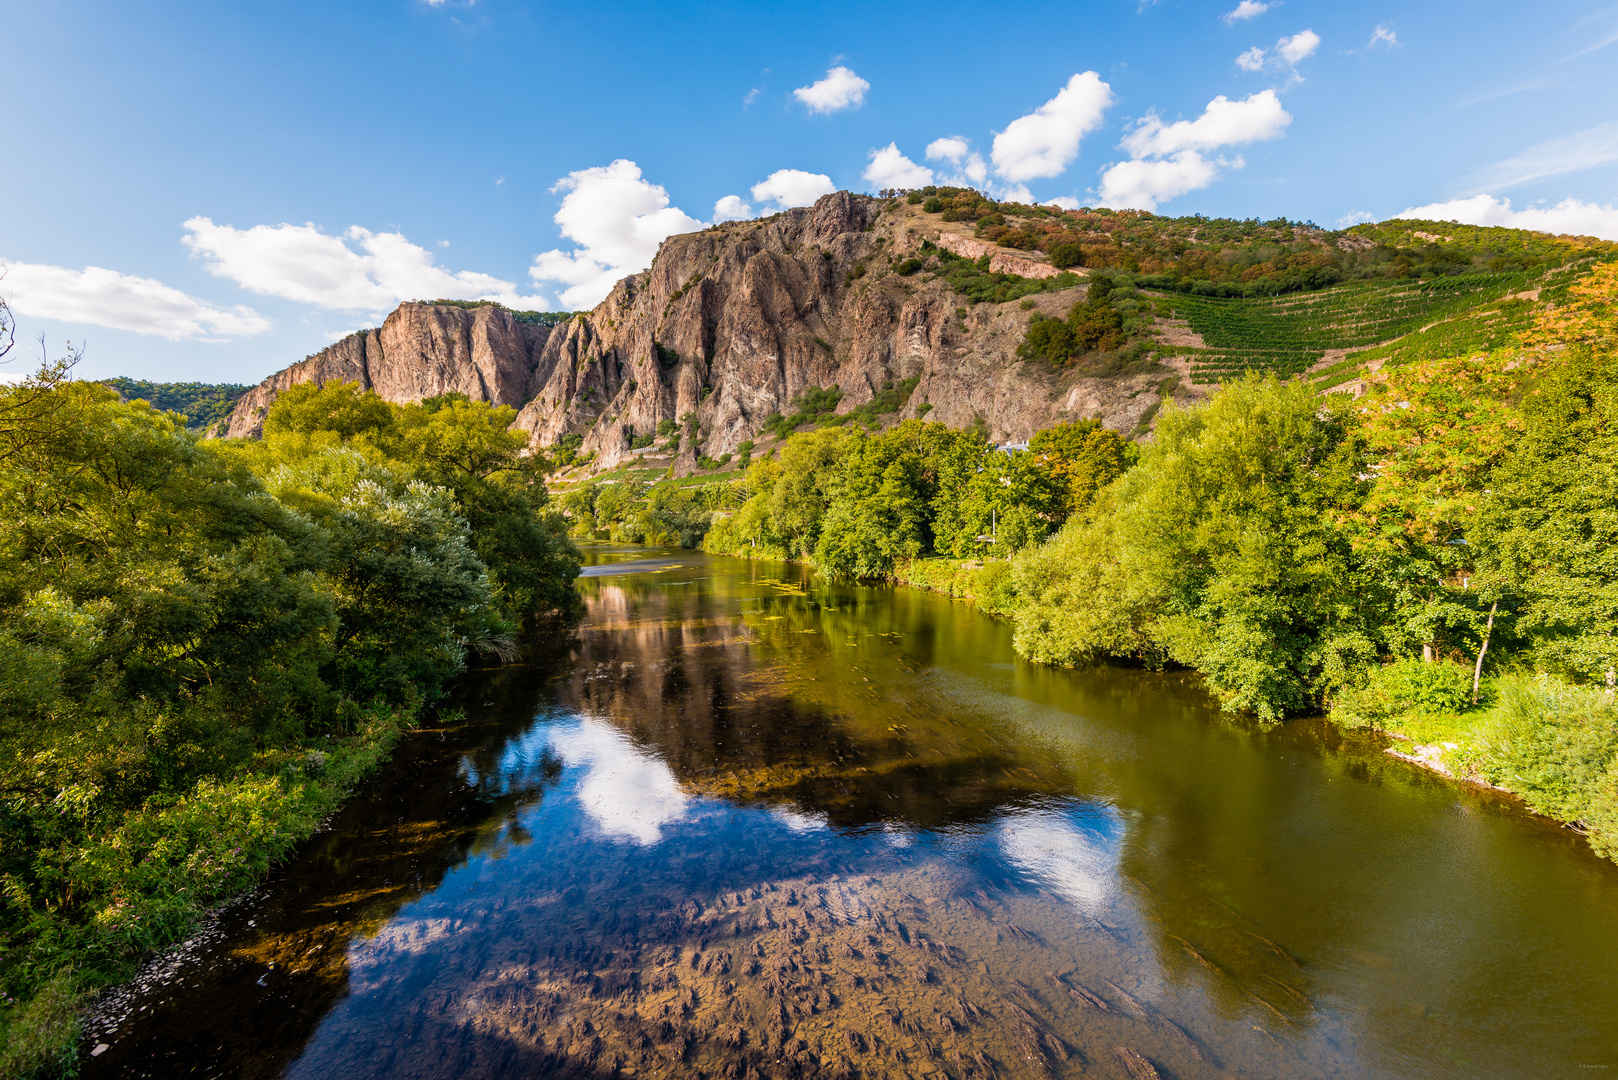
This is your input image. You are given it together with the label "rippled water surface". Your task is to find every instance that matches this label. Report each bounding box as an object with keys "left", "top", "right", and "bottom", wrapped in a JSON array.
[{"left": 86, "top": 546, "right": 1618, "bottom": 1079}]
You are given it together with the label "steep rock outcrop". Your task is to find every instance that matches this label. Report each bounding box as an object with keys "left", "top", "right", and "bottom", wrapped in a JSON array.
[
  {"left": 225, "top": 193, "right": 1183, "bottom": 459},
  {"left": 223, "top": 304, "right": 550, "bottom": 437}
]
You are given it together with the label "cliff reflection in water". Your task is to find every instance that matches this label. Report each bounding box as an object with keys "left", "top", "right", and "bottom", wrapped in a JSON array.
[{"left": 84, "top": 546, "right": 1618, "bottom": 1080}]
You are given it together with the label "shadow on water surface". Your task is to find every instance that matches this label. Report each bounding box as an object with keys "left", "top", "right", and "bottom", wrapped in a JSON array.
[{"left": 84, "top": 546, "right": 1618, "bottom": 1080}]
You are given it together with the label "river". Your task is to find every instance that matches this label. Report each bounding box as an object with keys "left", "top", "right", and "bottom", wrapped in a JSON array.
[{"left": 82, "top": 545, "right": 1618, "bottom": 1079}]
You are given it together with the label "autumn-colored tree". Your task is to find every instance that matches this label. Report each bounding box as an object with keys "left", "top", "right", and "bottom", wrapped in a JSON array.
[{"left": 1521, "top": 259, "right": 1618, "bottom": 352}]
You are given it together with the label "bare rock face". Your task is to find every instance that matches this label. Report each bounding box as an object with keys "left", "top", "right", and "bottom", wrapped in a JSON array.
[
  {"left": 225, "top": 193, "right": 1186, "bottom": 459},
  {"left": 222, "top": 304, "right": 550, "bottom": 437},
  {"left": 933, "top": 232, "right": 1070, "bottom": 279}
]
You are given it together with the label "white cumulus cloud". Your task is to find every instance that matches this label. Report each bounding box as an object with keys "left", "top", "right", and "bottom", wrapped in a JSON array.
[
  {"left": 1121, "top": 89, "right": 1292, "bottom": 158},
  {"left": 1396, "top": 195, "right": 1618, "bottom": 240},
  {"left": 1236, "top": 28, "right": 1319, "bottom": 75},
  {"left": 863, "top": 143, "right": 934, "bottom": 189},
  {"left": 792, "top": 66, "right": 869, "bottom": 114},
  {"left": 926, "top": 136, "right": 970, "bottom": 163},
  {"left": 927, "top": 136, "right": 989, "bottom": 185},
  {"left": 712, "top": 194, "right": 754, "bottom": 222},
  {"left": 1099, "top": 90, "right": 1292, "bottom": 211},
  {"left": 0, "top": 259, "right": 270, "bottom": 341},
  {"left": 528, "top": 159, "right": 702, "bottom": 310},
  {"left": 1046, "top": 196, "right": 1083, "bottom": 210},
  {"left": 1369, "top": 24, "right": 1399, "bottom": 48},
  {"left": 991, "top": 72, "right": 1115, "bottom": 183},
  {"left": 1223, "top": 0, "right": 1271, "bottom": 22},
  {"left": 1277, "top": 28, "right": 1320, "bottom": 64},
  {"left": 751, "top": 169, "right": 837, "bottom": 211},
  {"left": 1098, "top": 153, "right": 1224, "bottom": 212},
  {"left": 184, "top": 217, "right": 546, "bottom": 313}
]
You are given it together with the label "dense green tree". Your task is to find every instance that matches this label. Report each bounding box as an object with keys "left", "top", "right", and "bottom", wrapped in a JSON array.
[
  {"left": 1475, "top": 348, "right": 1618, "bottom": 681},
  {"left": 0, "top": 366, "right": 580, "bottom": 1066},
  {"left": 1026, "top": 420, "right": 1135, "bottom": 521},
  {"left": 262, "top": 380, "right": 399, "bottom": 445},
  {"left": 1012, "top": 377, "right": 1376, "bottom": 719}
]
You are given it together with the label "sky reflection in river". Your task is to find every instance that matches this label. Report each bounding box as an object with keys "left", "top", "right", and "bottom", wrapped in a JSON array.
[
  {"left": 545, "top": 718, "right": 693, "bottom": 845},
  {"left": 83, "top": 544, "right": 1618, "bottom": 1080}
]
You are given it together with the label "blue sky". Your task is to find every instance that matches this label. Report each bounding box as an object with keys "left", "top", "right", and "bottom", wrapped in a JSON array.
[{"left": 4, "top": 0, "right": 1617, "bottom": 384}]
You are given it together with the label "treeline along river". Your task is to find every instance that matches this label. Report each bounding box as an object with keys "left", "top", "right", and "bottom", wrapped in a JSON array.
[{"left": 83, "top": 545, "right": 1618, "bottom": 1079}]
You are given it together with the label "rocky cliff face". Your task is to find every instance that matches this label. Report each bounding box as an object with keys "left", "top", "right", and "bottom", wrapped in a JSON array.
[
  {"left": 223, "top": 193, "right": 1183, "bottom": 463},
  {"left": 223, "top": 304, "right": 552, "bottom": 438}
]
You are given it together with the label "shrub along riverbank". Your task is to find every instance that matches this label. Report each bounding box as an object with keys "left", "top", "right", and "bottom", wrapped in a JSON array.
[
  {"left": 685, "top": 261, "right": 1618, "bottom": 864},
  {"left": 0, "top": 356, "right": 579, "bottom": 1077}
]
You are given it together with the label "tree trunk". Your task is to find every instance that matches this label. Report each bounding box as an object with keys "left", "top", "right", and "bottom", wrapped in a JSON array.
[{"left": 1473, "top": 600, "right": 1498, "bottom": 704}]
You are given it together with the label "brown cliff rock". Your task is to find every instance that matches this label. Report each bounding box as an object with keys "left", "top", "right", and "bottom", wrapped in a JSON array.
[
  {"left": 225, "top": 193, "right": 1187, "bottom": 460},
  {"left": 223, "top": 303, "right": 549, "bottom": 437}
]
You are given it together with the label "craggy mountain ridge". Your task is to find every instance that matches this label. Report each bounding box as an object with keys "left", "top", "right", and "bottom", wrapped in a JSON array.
[
  {"left": 222, "top": 189, "right": 1616, "bottom": 471},
  {"left": 223, "top": 192, "right": 1170, "bottom": 467}
]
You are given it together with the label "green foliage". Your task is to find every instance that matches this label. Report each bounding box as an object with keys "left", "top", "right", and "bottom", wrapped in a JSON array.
[
  {"left": 1008, "top": 377, "right": 1373, "bottom": 721},
  {"left": 561, "top": 476, "right": 714, "bottom": 547},
  {"left": 1026, "top": 420, "right": 1136, "bottom": 519},
  {"left": 703, "top": 418, "right": 1106, "bottom": 576},
  {"left": 1476, "top": 347, "right": 1618, "bottom": 680},
  {"left": 100, "top": 377, "right": 248, "bottom": 431},
  {"left": 1333, "top": 659, "right": 1476, "bottom": 729},
  {"left": 1047, "top": 242, "right": 1084, "bottom": 269},
  {"left": 0, "top": 378, "right": 580, "bottom": 1069},
  {"left": 894, "top": 557, "right": 1019, "bottom": 616},
  {"left": 838, "top": 377, "right": 920, "bottom": 429},
  {"left": 907, "top": 194, "right": 1613, "bottom": 323},
  {"left": 1474, "top": 676, "right": 1618, "bottom": 859},
  {"left": 0, "top": 966, "right": 82, "bottom": 1080},
  {"left": 262, "top": 380, "right": 398, "bottom": 443},
  {"left": 425, "top": 299, "right": 573, "bottom": 326},
  {"left": 763, "top": 386, "right": 845, "bottom": 440},
  {"left": 553, "top": 432, "right": 585, "bottom": 467},
  {"left": 1019, "top": 277, "right": 1127, "bottom": 365},
  {"left": 813, "top": 432, "right": 936, "bottom": 577}
]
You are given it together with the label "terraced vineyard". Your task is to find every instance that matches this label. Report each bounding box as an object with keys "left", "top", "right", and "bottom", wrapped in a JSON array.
[{"left": 1153, "top": 272, "right": 1533, "bottom": 383}]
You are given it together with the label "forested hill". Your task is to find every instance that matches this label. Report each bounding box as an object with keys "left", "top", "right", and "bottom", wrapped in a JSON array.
[
  {"left": 215, "top": 190, "right": 1616, "bottom": 479},
  {"left": 101, "top": 377, "right": 249, "bottom": 431}
]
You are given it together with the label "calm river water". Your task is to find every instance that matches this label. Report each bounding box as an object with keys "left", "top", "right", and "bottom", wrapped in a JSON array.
[{"left": 83, "top": 545, "right": 1618, "bottom": 1079}]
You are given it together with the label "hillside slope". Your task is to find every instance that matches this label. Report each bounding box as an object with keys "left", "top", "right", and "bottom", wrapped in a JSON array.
[
  {"left": 221, "top": 190, "right": 1614, "bottom": 470},
  {"left": 223, "top": 193, "right": 1176, "bottom": 466}
]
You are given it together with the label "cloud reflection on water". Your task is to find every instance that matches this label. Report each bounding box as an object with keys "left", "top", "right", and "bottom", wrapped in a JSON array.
[
  {"left": 996, "top": 804, "right": 1122, "bottom": 915},
  {"left": 547, "top": 717, "right": 691, "bottom": 845}
]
